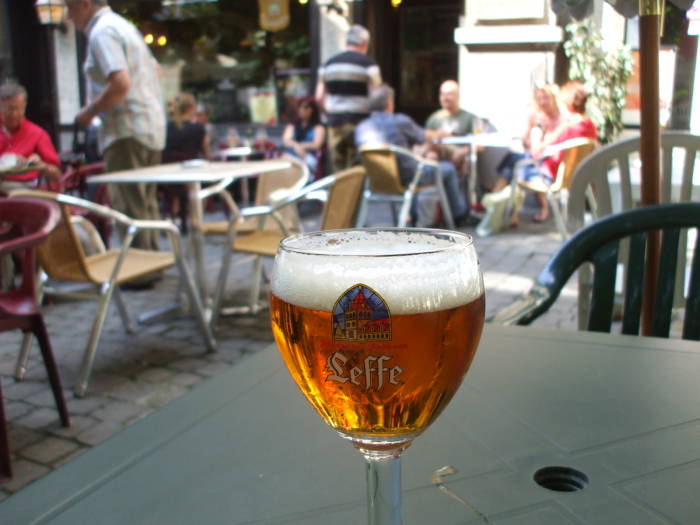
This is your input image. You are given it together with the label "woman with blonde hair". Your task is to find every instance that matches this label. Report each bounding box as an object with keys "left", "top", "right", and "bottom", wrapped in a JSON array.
[
  {"left": 164, "top": 92, "right": 210, "bottom": 161},
  {"left": 523, "top": 84, "right": 562, "bottom": 153},
  {"left": 161, "top": 92, "right": 210, "bottom": 231}
]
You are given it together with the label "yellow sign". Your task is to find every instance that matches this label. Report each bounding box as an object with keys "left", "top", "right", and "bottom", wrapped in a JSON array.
[{"left": 258, "top": 0, "right": 290, "bottom": 32}]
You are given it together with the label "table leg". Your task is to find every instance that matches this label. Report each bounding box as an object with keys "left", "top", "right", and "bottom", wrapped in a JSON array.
[
  {"left": 189, "top": 181, "right": 209, "bottom": 303},
  {"left": 469, "top": 146, "right": 478, "bottom": 208}
]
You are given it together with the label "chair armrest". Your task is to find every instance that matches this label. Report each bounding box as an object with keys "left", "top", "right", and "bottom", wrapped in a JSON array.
[
  {"left": 9, "top": 189, "right": 180, "bottom": 235},
  {"left": 70, "top": 216, "right": 106, "bottom": 254},
  {"left": 489, "top": 284, "right": 551, "bottom": 325},
  {"left": 386, "top": 144, "right": 440, "bottom": 169},
  {"left": 539, "top": 137, "right": 595, "bottom": 159}
]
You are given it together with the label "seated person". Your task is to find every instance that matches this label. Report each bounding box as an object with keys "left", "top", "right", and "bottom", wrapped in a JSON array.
[
  {"left": 425, "top": 80, "right": 492, "bottom": 213},
  {"left": 193, "top": 102, "right": 218, "bottom": 154},
  {"left": 281, "top": 97, "right": 325, "bottom": 176},
  {"left": 425, "top": 80, "right": 477, "bottom": 175},
  {"left": 354, "top": 84, "right": 471, "bottom": 227},
  {"left": 496, "top": 84, "right": 564, "bottom": 187},
  {"left": 0, "top": 81, "right": 61, "bottom": 193},
  {"left": 491, "top": 81, "right": 597, "bottom": 223}
]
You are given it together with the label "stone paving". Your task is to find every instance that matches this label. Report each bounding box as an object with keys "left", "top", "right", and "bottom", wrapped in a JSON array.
[{"left": 0, "top": 200, "right": 578, "bottom": 499}]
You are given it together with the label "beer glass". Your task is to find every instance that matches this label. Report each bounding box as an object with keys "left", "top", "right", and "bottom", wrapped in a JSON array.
[{"left": 270, "top": 228, "right": 485, "bottom": 524}]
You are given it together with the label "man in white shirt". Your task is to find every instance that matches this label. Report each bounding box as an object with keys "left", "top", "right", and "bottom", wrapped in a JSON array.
[{"left": 67, "top": 0, "right": 166, "bottom": 251}]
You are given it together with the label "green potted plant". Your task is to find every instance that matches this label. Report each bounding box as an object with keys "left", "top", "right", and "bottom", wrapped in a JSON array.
[{"left": 564, "top": 19, "right": 633, "bottom": 144}]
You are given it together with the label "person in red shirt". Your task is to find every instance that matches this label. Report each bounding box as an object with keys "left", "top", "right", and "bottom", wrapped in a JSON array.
[
  {"left": 538, "top": 82, "right": 598, "bottom": 188},
  {"left": 489, "top": 81, "right": 598, "bottom": 223},
  {"left": 0, "top": 82, "right": 61, "bottom": 191}
]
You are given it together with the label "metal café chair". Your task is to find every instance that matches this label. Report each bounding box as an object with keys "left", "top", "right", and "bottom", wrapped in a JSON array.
[
  {"left": 207, "top": 166, "right": 366, "bottom": 326},
  {"left": 357, "top": 144, "right": 455, "bottom": 229},
  {"left": 9, "top": 190, "right": 216, "bottom": 397},
  {"left": 198, "top": 156, "right": 309, "bottom": 239},
  {"left": 492, "top": 202, "right": 700, "bottom": 340},
  {"left": 0, "top": 197, "right": 70, "bottom": 480},
  {"left": 510, "top": 137, "right": 597, "bottom": 240}
]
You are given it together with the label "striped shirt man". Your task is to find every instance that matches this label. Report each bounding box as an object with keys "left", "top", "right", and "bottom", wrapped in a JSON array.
[
  {"left": 315, "top": 25, "right": 381, "bottom": 172},
  {"left": 318, "top": 50, "right": 382, "bottom": 127}
]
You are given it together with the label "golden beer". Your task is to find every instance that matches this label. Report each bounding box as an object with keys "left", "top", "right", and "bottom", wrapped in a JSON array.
[
  {"left": 270, "top": 293, "right": 484, "bottom": 440},
  {"left": 270, "top": 229, "right": 485, "bottom": 451}
]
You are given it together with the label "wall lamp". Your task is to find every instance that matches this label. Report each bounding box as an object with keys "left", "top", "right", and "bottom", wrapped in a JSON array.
[{"left": 35, "top": 0, "right": 68, "bottom": 33}]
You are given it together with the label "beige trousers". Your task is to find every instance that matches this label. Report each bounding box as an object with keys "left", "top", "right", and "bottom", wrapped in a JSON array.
[{"left": 104, "top": 138, "right": 162, "bottom": 250}]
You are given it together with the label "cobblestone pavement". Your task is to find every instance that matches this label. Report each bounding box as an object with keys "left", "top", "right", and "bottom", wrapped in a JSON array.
[{"left": 0, "top": 199, "right": 578, "bottom": 498}]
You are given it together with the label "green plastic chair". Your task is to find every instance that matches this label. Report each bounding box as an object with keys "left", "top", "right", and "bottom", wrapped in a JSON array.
[{"left": 492, "top": 202, "right": 700, "bottom": 340}]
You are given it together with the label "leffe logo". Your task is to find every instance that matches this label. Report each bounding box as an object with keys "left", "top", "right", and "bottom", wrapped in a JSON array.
[{"left": 326, "top": 284, "right": 402, "bottom": 391}]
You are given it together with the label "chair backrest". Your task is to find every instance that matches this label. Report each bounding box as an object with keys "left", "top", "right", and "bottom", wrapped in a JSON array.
[
  {"left": 243, "top": 157, "right": 309, "bottom": 233},
  {"left": 359, "top": 145, "right": 405, "bottom": 195},
  {"left": 516, "top": 203, "right": 700, "bottom": 340},
  {"left": 548, "top": 137, "right": 597, "bottom": 193},
  {"left": 568, "top": 131, "right": 700, "bottom": 230},
  {"left": 46, "top": 161, "right": 105, "bottom": 195},
  {"left": 320, "top": 166, "right": 366, "bottom": 230},
  {"left": 9, "top": 191, "right": 95, "bottom": 283},
  {"left": 0, "top": 198, "right": 60, "bottom": 296},
  {"left": 567, "top": 132, "right": 700, "bottom": 319}
]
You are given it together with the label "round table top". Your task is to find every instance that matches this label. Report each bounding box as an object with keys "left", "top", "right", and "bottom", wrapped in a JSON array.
[{"left": 87, "top": 158, "right": 292, "bottom": 184}]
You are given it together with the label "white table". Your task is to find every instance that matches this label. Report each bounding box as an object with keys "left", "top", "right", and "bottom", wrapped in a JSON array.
[
  {"left": 438, "top": 133, "right": 522, "bottom": 205},
  {"left": 89, "top": 159, "right": 291, "bottom": 310},
  {"left": 3, "top": 325, "right": 699, "bottom": 523}
]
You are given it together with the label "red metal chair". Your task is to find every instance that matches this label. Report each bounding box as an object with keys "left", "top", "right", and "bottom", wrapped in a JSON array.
[{"left": 0, "top": 198, "right": 70, "bottom": 481}]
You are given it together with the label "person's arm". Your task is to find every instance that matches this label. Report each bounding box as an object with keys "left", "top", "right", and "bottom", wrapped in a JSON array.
[
  {"left": 76, "top": 70, "right": 131, "bottom": 128},
  {"left": 314, "top": 80, "right": 326, "bottom": 114},
  {"left": 32, "top": 130, "right": 62, "bottom": 181},
  {"left": 306, "top": 125, "right": 326, "bottom": 152},
  {"left": 522, "top": 112, "right": 539, "bottom": 151},
  {"left": 200, "top": 131, "right": 211, "bottom": 159},
  {"left": 281, "top": 123, "right": 295, "bottom": 148},
  {"left": 532, "top": 118, "right": 572, "bottom": 157}
]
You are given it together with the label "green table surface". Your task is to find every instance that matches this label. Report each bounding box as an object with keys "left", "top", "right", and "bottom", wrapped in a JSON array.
[{"left": 2, "top": 325, "right": 699, "bottom": 524}]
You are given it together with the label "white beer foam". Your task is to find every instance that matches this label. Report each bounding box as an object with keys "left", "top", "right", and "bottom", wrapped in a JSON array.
[{"left": 271, "top": 230, "right": 483, "bottom": 314}]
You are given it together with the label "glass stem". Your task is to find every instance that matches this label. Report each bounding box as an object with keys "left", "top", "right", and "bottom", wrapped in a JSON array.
[{"left": 364, "top": 453, "right": 402, "bottom": 525}]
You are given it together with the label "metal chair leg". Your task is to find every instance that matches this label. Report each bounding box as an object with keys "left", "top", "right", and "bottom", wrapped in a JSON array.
[
  {"left": 355, "top": 186, "right": 370, "bottom": 227},
  {"left": 398, "top": 190, "right": 412, "bottom": 227},
  {"left": 435, "top": 169, "right": 455, "bottom": 229},
  {"left": 74, "top": 283, "right": 115, "bottom": 397},
  {"left": 248, "top": 256, "right": 265, "bottom": 313},
  {"left": 175, "top": 251, "right": 217, "bottom": 353},
  {"left": 113, "top": 287, "right": 135, "bottom": 333}
]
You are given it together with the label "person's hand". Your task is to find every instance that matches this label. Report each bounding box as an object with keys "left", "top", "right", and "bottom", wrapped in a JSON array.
[
  {"left": 433, "top": 128, "right": 449, "bottom": 141},
  {"left": 293, "top": 143, "right": 305, "bottom": 158},
  {"left": 26, "top": 153, "right": 41, "bottom": 164},
  {"left": 75, "top": 106, "right": 94, "bottom": 128},
  {"left": 451, "top": 146, "right": 468, "bottom": 166}
]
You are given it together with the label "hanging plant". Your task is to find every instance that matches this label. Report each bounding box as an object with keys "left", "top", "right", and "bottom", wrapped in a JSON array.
[{"left": 563, "top": 19, "right": 633, "bottom": 144}]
